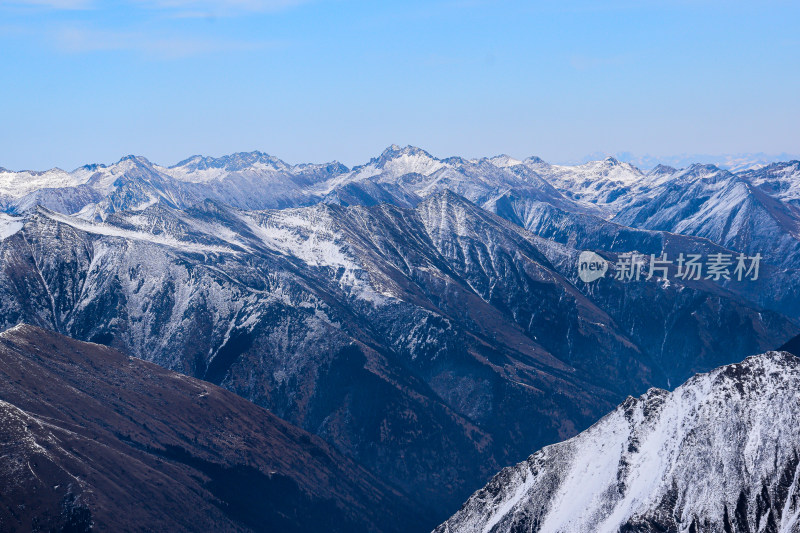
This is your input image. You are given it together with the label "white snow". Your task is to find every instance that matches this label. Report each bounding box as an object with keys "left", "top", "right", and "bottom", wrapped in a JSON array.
[
  {"left": 0, "top": 168, "right": 87, "bottom": 198},
  {"left": 488, "top": 155, "right": 523, "bottom": 168},
  {"left": 238, "top": 209, "right": 387, "bottom": 303},
  {"left": 440, "top": 351, "right": 800, "bottom": 533},
  {"left": 743, "top": 161, "right": 800, "bottom": 204},
  {"left": 41, "top": 210, "right": 238, "bottom": 255},
  {"left": 0, "top": 214, "right": 23, "bottom": 240}
]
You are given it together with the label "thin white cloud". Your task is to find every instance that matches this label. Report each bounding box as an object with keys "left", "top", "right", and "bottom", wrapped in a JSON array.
[
  {"left": 5, "top": 0, "right": 93, "bottom": 8},
  {"left": 5, "top": 0, "right": 314, "bottom": 14},
  {"left": 54, "top": 26, "right": 281, "bottom": 59},
  {"left": 132, "top": 0, "right": 312, "bottom": 15}
]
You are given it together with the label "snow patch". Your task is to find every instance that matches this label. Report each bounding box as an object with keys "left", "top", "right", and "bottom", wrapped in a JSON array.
[{"left": 0, "top": 214, "right": 23, "bottom": 240}]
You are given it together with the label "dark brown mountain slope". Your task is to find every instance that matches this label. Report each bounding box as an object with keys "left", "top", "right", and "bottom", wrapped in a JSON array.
[{"left": 0, "top": 324, "right": 428, "bottom": 533}]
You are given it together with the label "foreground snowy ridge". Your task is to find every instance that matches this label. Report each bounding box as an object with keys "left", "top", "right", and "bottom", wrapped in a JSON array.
[{"left": 436, "top": 350, "right": 800, "bottom": 533}]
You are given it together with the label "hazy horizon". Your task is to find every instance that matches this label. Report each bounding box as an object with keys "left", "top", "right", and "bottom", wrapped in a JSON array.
[
  {"left": 2, "top": 146, "right": 798, "bottom": 174},
  {"left": 2, "top": 1, "right": 798, "bottom": 171}
]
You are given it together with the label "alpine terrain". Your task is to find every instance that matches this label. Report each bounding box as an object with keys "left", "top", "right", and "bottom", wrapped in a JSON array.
[
  {"left": 436, "top": 350, "right": 800, "bottom": 533},
  {"left": 0, "top": 146, "right": 798, "bottom": 529},
  {"left": 0, "top": 324, "right": 427, "bottom": 533}
]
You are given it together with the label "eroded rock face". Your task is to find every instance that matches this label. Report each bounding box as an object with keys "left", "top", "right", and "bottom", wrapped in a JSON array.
[
  {"left": 0, "top": 196, "right": 646, "bottom": 516},
  {"left": 0, "top": 324, "right": 428, "bottom": 533},
  {"left": 1, "top": 146, "right": 799, "bottom": 522},
  {"left": 0, "top": 187, "right": 796, "bottom": 520},
  {"left": 436, "top": 351, "right": 800, "bottom": 533}
]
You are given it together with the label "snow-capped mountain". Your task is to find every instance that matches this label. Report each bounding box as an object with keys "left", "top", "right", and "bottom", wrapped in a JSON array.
[
  {"left": 1, "top": 146, "right": 799, "bottom": 526},
  {"left": 0, "top": 151, "right": 349, "bottom": 219},
  {"left": 614, "top": 163, "right": 800, "bottom": 270},
  {"left": 318, "top": 145, "right": 598, "bottom": 222},
  {"left": 0, "top": 196, "right": 644, "bottom": 515},
  {"left": 0, "top": 191, "right": 795, "bottom": 518},
  {"left": 436, "top": 350, "right": 800, "bottom": 533},
  {"left": 515, "top": 156, "right": 658, "bottom": 214},
  {"left": 584, "top": 152, "right": 800, "bottom": 172},
  {"left": 3, "top": 146, "right": 798, "bottom": 254},
  {"left": 0, "top": 145, "right": 602, "bottom": 221},
  {"left": 739, "top": 160, "right": 800, "bottom": 207}
]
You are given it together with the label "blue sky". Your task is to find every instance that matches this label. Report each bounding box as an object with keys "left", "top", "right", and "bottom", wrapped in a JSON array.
[{"left": 1, "top": 0, "right": 798, "bottom": 170}]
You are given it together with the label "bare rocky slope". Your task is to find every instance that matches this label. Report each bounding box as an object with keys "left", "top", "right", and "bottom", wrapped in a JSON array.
[
  {"left": 0, "top": 188, "right": 796, "bottom": 520},
  {"left": 1, "top": 146, "right": 799, "bottom": 525},
  {"left": 0, "top": 324, "right": 428, "bottom": 533}
]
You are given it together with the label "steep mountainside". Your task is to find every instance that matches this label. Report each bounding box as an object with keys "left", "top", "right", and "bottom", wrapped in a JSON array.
[
  {"left": 0, "top": 324, "right": 426, "bottom": 533},
  {"left": 1, "top": 153, "right": 347, "bottom": 219},
  {"left": 0, "top": 191, "right": 795, "bottom": 516},
  {"left": 514, "top": 156, "right": 662, "bottom": 214},
  {"left": 614, "top": 164, "right": 800, "bottom": 270},
  {"left": 320, "top": 145, "right": 595, "bottom": 218},
  {"left": 0, "top": 146, "right": 600, "bottom": 221},
  {"left": 739, "top": 160, "right": 800, "bottom": 207},
  {"left": 0, "top": 195, "right": 648, "bottom": 515},
  {"left": 2, "top": 147, "right": 799, "bottom": 520},
  {"left": 487, "top": 195, "right": 800, "bottom": 375},
  {"left": 436, "top": 350, "right": 800, "bottom": 533}
]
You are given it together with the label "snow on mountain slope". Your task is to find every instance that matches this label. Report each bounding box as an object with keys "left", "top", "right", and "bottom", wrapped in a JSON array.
[
  {"left": 0, "top": 152, "right": 347, "bottom": 218},
  {"left": 0, "top": 213, "right": 23, "bottom": 240},
  {"left": 436, "top": 350, "right": 800, "bottom": 533},
  {"left": 0, "top": 167, "right": 90, "bottom": 198},
  {"left": 43, "top": 206, "right": 241, "bottom": 255},
  {"left": 614, "top": 163, "right": 800, "bottom": 269},
  {"left": 738, "top": 160, "right": 800, "bottom": 207},
  {"left": 517, "top": 156, "right": 661, "bottom": 214},
  {"left": 3, "top": 148, "right": 799, "bottom": 228},
  {"left": 487, "top": 155, "right": 523, "bottom": 168},
  {"left": 165, "top": 151, "right": 293, "bottom": 182},
  {"left": 320, "top": 146, "right": 599, "bottom": 219},
  {"left": 237, "top": 206, "right": 389, "bottom": 302},
  {"left": 0, "top": 185, "right": 797, "bottom": 523},
  {"left": 336, "top": 145, "right": 445, "bottom": 185},
  {"left": 0, "top": 198, "right": 649, "bottom": 517}
]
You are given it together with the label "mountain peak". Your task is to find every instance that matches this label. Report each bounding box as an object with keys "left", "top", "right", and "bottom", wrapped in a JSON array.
[
  {"left": 687, "top": 162, "right": 723, "bottom": 173},
  {"left": 523, "top": 155, "right": 547, "bottom": 165},
  {"left": 488, "top": 154, "right": 523, "bottom": 168},
  {"left": 437, "top": 350, "right": 800, "bottom": 533},
  {"left": 171, "top": 151, "right": 288, "bottom": 172},
  {"left": 0, "top": 323, "right": 35, "bottom": 339},
  {"left": 378, "top": 144, "right": 433, "bottom": 159},
  {"left": 117, "top": 154, "right": 152, "bottom": 166},
  {"left": 349, "top": 144, "right": 445, "bottom": 177},
  {"left": 648, "top": 163, "right": 677, "bottom": 176},
  {"left": 425, "top": 187, "right": 470, "bottom": 204},
  {"left": 677, "top": 163, "right": 733, "bottom": 182}
]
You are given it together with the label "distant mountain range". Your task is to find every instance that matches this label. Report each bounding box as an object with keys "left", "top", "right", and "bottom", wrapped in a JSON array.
[
  {"left": 0, "top": 145, "right": 798, "bottom": 530},
  {"left": 577, "top": 151, "right": 800, "bottom": 172},
  {"left": 2, "top": 146, "right": 799, "bottom": 219}
]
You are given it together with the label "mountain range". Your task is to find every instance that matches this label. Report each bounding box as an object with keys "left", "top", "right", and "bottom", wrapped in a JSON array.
[{"left": 0, "top": 145, "right": 798, "bottom": 530}]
